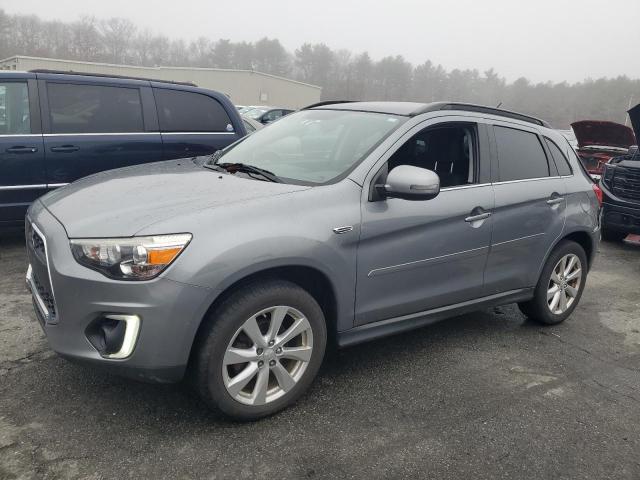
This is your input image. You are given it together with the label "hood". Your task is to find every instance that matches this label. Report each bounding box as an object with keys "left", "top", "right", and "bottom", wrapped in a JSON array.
[
  {"left": 627, "top": 103, "right": 640, "bottom": 148},
  {"left": 40, "top": 159, "right": 308, "bottom": 238},
  {"left": 571, "top": 120, "right": 636, "bottom": 150}
]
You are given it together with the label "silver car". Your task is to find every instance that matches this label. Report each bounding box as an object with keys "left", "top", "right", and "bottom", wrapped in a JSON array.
[{"left": 25, "top": 102, "right": 601, "bottom": 420}]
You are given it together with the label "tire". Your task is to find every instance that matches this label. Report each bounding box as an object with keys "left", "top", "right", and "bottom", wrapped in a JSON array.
[
  {"left": 601, "top": 227, "right": 627, "bottom": 242},
  {"left": 193, "top": 279, "right": 327, "bottom": 421},
  {"left": 518, "top": 240, "right": 587, "bottom": 325}
]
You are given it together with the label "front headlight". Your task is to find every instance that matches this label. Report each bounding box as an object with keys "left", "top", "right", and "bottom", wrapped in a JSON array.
[{"left": 70, "top": 234, "right": 192, "bottom": 280}]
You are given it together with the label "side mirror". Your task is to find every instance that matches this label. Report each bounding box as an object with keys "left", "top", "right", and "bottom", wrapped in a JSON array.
[{"left": 378, "top": 165, "right": 440, "bottom": 201}]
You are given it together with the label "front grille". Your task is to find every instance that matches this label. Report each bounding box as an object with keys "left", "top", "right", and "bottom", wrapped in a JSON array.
[
  {"left": 25, "top": 222, "right": 58, "bottom": 323},
  {"left": 612, "top": 167, "right": 640, "bottom": 202},
  {"left": 28, "top": 223, "right": 47, "bottom": 263},
  {"left": 32, "top": 272, "right": 57, "bottom": 318}
]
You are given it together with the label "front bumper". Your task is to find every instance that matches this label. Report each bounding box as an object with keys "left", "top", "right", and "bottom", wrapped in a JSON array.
[
  {"left": 25, "top": 201, "right": 214, "bottom": 383},
  {"left": 600, "top": 185, "right": 640, "bottom": 235}
]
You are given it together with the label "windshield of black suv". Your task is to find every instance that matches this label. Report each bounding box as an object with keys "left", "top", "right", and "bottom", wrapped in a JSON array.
[{"left": 211, "top": 109, "right": 405, "bottom": 184}]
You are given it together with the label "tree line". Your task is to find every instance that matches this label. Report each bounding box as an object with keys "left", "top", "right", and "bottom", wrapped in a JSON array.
[{"left": 1, "top": 9, "right": 637, "bottom": 129}]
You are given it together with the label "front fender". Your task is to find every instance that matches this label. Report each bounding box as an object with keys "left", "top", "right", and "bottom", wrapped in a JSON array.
[{"left": 157, "top": 182, "right": 363, "bottom": 333}]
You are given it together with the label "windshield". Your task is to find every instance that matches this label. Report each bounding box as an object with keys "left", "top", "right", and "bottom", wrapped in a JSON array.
[{"left": 212, "top": 109, "right": 405, "bottom": 184}]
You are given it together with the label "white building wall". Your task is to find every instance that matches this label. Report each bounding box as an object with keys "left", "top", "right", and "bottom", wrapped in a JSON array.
[{"left": 0, "top": 56, "right": 322, "bottom": 109}]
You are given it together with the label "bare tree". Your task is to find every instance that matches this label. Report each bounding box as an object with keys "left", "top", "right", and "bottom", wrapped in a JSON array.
[
  {"left": 2, "top": 10, "right": 639, "bottom": 128},
  {"left": 99, "top": 17, "right": 136, "bottom": 63}
]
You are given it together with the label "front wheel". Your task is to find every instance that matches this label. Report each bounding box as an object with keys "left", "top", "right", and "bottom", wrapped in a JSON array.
[
  {"left": 518, "top": 240, "right": 587, "bottom": 325},
  {"left": 193, "top": 280, "right": 327, "bottom": 420}
]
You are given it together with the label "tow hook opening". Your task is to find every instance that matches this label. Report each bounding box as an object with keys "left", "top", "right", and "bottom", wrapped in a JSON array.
[{"left": 86, "top": 314, "right": 141, "bottom": 359}]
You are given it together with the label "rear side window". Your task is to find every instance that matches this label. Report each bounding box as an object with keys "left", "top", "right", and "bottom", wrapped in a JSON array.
[
  {"left": 494, "top": 126, "right": 550, "bottom": 181},
  {"left": 47, "top": 83, "right": 144, "bottom": 134},
  {"left": 154, "top": 89, "right": 233, "bottom": 133},
  {"left": 544, "top": 137, "right": 573, "bottom": 176},
  {"left": 0, "top": 82, "right": 30, "bottom": 134}
]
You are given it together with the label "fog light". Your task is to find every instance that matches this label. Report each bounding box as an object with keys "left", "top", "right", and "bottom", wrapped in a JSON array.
[{"left": 86, "top": 314, "right": 141, "bottom": 359}]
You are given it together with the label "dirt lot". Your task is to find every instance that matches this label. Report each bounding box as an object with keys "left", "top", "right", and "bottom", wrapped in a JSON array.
[{"left": 0, "top": 232, "right": 639, "bottom": 480}]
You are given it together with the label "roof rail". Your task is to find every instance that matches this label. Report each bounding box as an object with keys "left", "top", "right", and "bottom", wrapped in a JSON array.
[
  {"left": 419, "top": 102, "right": 550, "bottom": 127},
  {"left": 29, "top": 69, "right": 197, "bottom": 87},
  {"left": 302, "top": 100, "right": 355, "bottom": 110}
]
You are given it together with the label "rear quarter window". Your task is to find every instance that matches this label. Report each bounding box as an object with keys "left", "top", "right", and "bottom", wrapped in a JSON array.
[
  {"left": 154, "top": 88, "right": 233, "bottom": 133},
  {"left": 544, "top": 137, "right": 573, "bottom": 176},
  {"left": 494, "top": 126, "right": 550, "bottom": 181}
]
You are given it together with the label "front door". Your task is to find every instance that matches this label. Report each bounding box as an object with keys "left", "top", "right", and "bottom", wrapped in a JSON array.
[
  {"left": 355, "top": 121, "right": 494, "bottom": 326},
  {"left": 0, "top": 78, "right": 45, "bottom": 224},
  {"left": 40, "top": 80, "right": 162, "bottom": 187}
]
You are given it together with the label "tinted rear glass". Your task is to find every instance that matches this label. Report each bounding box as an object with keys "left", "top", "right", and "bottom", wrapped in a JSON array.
[
  {"left": 47, "top": 83, "right": 144, "bottom": 134},
  {"left": 495, "top": 126, "right": 550, "bottom": 181},
  {"left": 544, "top": 137, "right": 573, "bottom": 176},
  {"left": 154, "top": 89, "right": 232, "bottom": 132}
]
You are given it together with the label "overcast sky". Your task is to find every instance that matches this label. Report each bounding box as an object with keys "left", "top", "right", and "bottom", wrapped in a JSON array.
[{"left": 2, "top": 0, "right": 639, "bottom": 83}]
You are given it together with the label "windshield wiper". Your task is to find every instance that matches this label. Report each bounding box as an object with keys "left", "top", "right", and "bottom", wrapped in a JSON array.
[{"left": 217, "top": 162, "right": 282, "bottom": 183}]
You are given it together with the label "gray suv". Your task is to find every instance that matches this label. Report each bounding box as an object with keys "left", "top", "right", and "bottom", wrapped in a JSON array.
[{"left": 25, "top": 102, "right": 601, "bottom": 420}]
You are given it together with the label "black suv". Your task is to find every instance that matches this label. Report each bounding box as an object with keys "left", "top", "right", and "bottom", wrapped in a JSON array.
[
  {"left": 0, "top": 70, "right": 246, "bottom": 227},
  {"left": 599, "top": 104, "right": 640, "bottom": 241}
]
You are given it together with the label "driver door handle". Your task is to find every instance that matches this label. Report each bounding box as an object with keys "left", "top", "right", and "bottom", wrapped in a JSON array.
[{"left": 6, "top": 146, "right": 38, "bottom": 153}]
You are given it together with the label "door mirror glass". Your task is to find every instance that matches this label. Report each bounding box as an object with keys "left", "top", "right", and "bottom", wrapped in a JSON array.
[{"left": 381, "top": 165, "right": 440, "bottom": 201}]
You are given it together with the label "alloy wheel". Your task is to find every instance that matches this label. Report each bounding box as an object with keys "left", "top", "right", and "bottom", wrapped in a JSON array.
[
  {"left": 222, "top": 306, "right": 314, "bottom": 406},
  {"left": 547, "top": 254, "right": 582, "bottom": 315}
]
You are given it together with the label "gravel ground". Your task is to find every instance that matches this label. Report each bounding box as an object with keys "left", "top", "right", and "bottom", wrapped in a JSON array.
[{"left": 0, "top": 232, "right": 639, "bottom": 480}]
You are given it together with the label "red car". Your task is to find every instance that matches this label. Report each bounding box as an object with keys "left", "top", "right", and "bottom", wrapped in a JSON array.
[{"left": 571, "top": 120, "right": 636, "bottom": 178}]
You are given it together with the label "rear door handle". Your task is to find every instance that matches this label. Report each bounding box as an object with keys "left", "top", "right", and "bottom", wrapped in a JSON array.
[
  {"left": 6, "top": 146, "right": 38, "bottom": 153},
  {"left": 465, "top": 212, "right": 492, "bottom": 222},
  {"left": 50, "top": 145, "right": 79, "bottom": 153},
  {"left": 546, "top": 197, "right": 565, "bottom": 205}
]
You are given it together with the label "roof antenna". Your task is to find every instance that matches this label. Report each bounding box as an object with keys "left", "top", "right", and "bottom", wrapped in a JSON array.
[{"left": 496, "top": 102, "right": 503, "bottom": 108}]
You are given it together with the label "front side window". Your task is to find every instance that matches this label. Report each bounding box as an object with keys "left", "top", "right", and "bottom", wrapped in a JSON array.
[
  {"left": 544, "top": 137, "right": 573, "bottom": 176},
  {"left": 155, "top": 89, "right": 232, "bottom": 132},
  {"left": 214, "top": 109, "right": 405, "bottom": 184},
  {"left": 495, "top": 126, "right": 550, "bottom": 181},
  {"left": 388, "top": 124, "right": 476, "bottom": 188},
  {"left": 0, "top": 82, "right": 30, "bottom": 134},
  {"left": 47, "top": 83, "right": 144, "bottom": 134}
]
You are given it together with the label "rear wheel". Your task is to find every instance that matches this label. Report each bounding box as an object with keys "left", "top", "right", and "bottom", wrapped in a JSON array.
[
  {"left": 518, "top": 240, "right": 587, "bottom": 325},
  {"left": 193, "top": 280, "right": 327, "bottom": 420}
]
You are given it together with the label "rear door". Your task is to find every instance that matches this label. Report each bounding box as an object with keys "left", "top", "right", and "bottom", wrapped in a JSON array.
[
  {"left": 484, "top": 123, "right": 566, "bottom": 294},
  {"left": 40, "top": 77, "right": 162, "bottom": 188},
  {"left": 0, "top": 76, "right": 45, "bottom": 224},
  {"left": 152, "top": 86, "right": 243, "bottom": 159}
]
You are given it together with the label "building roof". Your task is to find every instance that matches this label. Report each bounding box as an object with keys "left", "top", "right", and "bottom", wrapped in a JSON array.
[{"left": 0, "top": 55, "right": 322, "bottom": 90}]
